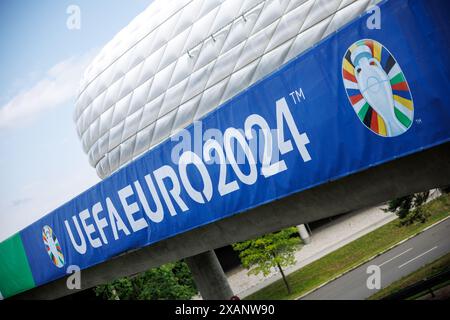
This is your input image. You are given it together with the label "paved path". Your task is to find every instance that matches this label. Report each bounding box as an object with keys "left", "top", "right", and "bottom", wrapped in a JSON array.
[{"left": 302, "top": 217, "right": 450, "bottom": 300}]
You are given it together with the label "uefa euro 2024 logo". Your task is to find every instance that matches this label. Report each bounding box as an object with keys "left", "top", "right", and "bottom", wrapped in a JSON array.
[
  {"left": 42, "top": 225, "right": 65, "bottom": 268},
  {"left": 342, "top": 39, "right": 414, "bottom": 137}
]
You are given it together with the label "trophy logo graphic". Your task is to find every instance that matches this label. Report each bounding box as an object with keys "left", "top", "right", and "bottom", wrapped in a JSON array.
[
  {"left": 42, "top": 225, "right": 65, "bottom": 268},
  {"left": 343, "top": 39, "right": 414, "bottom": 137}
]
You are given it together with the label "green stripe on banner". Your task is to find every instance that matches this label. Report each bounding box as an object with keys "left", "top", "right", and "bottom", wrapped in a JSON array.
[{"left": 0, "top": 234, "right": 36, "bottom": 298}]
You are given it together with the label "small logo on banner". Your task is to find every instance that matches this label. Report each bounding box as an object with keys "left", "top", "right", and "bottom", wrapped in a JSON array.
[
  {"left": 342, "top": 39, "right": 414, "bottom": 137},
  {"left": 42, "top": 225, "right": 65, "bottom": 268}
]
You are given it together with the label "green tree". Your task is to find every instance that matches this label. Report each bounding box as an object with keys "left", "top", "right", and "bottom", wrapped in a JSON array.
[
  {"left": 232, "top": 227, "right": 301, "bottom": 294},
  {"left": 384, "top": 191, "right": 430, "bottom": 226},
  {"left": 95, "top": 261, "right": 197, "bottom": 300}
]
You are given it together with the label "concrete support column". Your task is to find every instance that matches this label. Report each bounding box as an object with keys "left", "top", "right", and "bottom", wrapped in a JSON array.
[
  {"left": 297, "top": 224, "right": 311, "bottom": 244},
  {"left": 185, "top": 250, "right": 234, "bottom": 300}
]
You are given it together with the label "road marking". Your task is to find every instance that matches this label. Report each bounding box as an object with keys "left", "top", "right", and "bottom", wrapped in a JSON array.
[
  {"left": 398, "top": 246, "right": 438, "bottom": 269},
  {"left": 378, "top": 247, "right": 413, "bottom": 267}
]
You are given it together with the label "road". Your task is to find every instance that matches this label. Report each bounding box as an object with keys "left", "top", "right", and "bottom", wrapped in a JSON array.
[{"left": 301, "top": 217, "right": 450, "bottom": 300}]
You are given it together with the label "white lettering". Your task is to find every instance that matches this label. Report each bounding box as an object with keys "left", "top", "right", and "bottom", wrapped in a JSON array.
[
  {"left": 66, "top": 5, "right": 81, "bottom": 30},
  {"left": 224, "top": 128, "right": 257, "bottom": 186},
  {"left": 154, "top": 166, "right": 189, "bottom": 216},
  {"left": 106, "top": 197, "right": 130, "bottom": 240},
  {"left": 179, "top": 151, "right": 213, "bottom": 204},
  {"left": 366, "top": 265, "right": 381, "bottom": 290},
  {"left": 134, "top": 175, "right": 164, "bottom": 223},
  {"left": 64, "top": 216, "right": 87, "bottom": 255},
  {"left": 66, "top": 265, "right": 81, "bottom": 290},
  {"left": 79, "top": 209, "right": 102, "bottom": 248},
  {"left": 276, "top": 98, "right": 312, "bottom": 162},
  {"left": 118, "top": 185, "right": 148, "bottom": 232},
  {"left": 92, "top": 202, "right": 109, "bottom": 245}
]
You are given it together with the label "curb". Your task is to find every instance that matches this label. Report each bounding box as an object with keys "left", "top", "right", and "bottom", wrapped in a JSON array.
[{"left": 295, "top": 215, "right": 450, "bottom": 300}]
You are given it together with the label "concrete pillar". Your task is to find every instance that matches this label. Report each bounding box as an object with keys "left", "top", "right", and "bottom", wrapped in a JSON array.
[
  {"left": 297, "top": 224, "right": 311, "bottom": 244},
  {"left": 185, "top": 250, "right": 234, "bottom": 300}
]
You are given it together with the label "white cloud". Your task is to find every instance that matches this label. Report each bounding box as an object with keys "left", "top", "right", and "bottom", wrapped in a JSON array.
[{"left": 0, "top": 51, "right": 96, "bottom": 130}]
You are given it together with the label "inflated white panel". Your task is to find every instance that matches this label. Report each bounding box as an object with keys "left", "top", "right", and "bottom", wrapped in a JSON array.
[{"left": 75, "top": 0, "right": 373, "bottom": 179}]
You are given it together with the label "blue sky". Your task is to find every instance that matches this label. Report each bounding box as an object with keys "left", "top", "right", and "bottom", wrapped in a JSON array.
[{"left": 0, "top": 0, "right": 152, "bottom": 241}]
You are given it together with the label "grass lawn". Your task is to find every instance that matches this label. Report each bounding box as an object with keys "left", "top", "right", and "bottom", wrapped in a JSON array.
[
  {"left": 368, "top": 252, "right": 450, "bottom": 300},
  {"left": 245, "top": 193, "right": 450, "bottom": 300}
]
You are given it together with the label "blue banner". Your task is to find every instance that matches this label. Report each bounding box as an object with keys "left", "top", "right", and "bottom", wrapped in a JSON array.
[{"left": 12, "top": 0, "right": 450, "bottom": 290}]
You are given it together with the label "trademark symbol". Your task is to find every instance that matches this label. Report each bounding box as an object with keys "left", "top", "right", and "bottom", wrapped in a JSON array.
[{"left": 288, "top": 88, "right": 306, "bottom": 105}]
